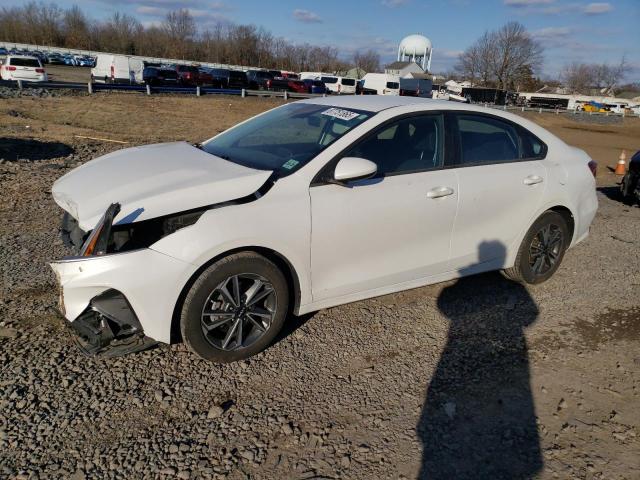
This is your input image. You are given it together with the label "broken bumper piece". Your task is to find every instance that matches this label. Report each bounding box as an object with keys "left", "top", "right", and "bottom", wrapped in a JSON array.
[{"left": 65, "top": 289, "right": 157, "bottom": 357}]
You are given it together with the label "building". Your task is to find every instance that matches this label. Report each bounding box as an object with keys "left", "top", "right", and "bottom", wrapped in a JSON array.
[{"left": 385, "top": 61, "right": 424, "bottom": 78}]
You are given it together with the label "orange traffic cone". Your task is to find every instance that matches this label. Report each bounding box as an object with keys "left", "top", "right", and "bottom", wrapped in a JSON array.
[{"left": 615, "top": 150, "right": 627, "bottom": 175}]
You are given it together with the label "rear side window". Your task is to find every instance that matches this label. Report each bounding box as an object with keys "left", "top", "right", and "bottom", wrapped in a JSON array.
[
  {"left": 322, "top": 76, "right": 338, "bottom": 84},
  {"left": 386, "top": 82, "right": 399, "bottom": 89},
  {"left": 455, "top": 114, "right": 520, "bottom": 165},
  {"left": 9, "top": 58, "right": 41, "bottom": 67},
  {"left": 341, "top": 78, "right": 355, "bottom": 86}
]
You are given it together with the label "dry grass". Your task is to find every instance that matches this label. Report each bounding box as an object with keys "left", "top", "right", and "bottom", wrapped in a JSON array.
[{"left": 1, "top": 92, "right": 638, "bottom": 180}]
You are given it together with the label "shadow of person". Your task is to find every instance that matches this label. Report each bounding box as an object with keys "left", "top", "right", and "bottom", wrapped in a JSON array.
[{"left": 417, "top": 241, "right": 543, "bottom": 479}]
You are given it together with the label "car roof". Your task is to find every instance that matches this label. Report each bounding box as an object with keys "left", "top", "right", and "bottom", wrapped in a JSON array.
[
  {"left": 301, "top": 95, "right": 445, "bottom": 112},
  {"left": 6, "top": 55, "right": 40, "bottom": 60}
]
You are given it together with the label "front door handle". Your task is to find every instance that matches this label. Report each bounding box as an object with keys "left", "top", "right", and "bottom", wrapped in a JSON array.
[
  {"left": 523, "top": 175, "right": 544, "bottom": 186},
  {"left": 427, "top": 186, "right": 455, "bottom": 199}
]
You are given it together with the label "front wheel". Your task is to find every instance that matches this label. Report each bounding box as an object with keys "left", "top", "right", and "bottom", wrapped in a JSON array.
[
  {"left": 503, "top": 211, "right": 570, "bottom": 284},
  {"left": 180, "top": 252, "right": 289, "bottom": 362}
]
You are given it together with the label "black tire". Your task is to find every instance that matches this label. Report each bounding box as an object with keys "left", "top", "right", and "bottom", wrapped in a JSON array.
[
  {"left": 180, "top": 252, "right": 289, "bottom": 362},
  {"left": 503, "top": 211, "right": 569, "bottom": 284},
  {"left": 620, "top": 172, "right": 638, "bottom": 205}
]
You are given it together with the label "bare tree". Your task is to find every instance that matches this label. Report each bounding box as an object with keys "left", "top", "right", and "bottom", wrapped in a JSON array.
[
  {"left": 561, "top": 62, "right": 595, "bottom": 94},
  {"left": 456, "top": 22, "right": 542, "bottom": 90},
  {"left": 353, "top": 50, "right": 380, "bottom": 75}
]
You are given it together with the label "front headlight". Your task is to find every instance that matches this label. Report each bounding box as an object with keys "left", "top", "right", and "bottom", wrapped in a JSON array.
[{"left": 81, "top": 205, "right": 205, "bottom": 256}]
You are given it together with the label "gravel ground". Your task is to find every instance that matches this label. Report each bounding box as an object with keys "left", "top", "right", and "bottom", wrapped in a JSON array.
[{"left": 1, "top": 111, "right": 639, "bottom": 479}]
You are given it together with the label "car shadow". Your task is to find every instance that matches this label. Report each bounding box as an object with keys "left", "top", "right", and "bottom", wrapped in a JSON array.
[
  {"left": 271, "top": 311, "right": 317, "bottom": 347},
  {"left": 0, "top": 137, "right": 74, "bottom": 161},
  {"left": 417, "top": 241, "right": 543, "bottom": 479},
  {"left": 596, "top": 185, "right": 636, "bottom": 206}
]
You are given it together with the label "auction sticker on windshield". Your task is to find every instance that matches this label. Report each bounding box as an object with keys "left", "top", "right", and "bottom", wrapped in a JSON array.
[{"left": 321, "top": 108, "right": 360, "bottom": 121}]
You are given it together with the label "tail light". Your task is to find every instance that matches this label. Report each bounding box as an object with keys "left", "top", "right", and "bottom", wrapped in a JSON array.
[
  {"left": 587, "top": 160, "right": 597, "bottom": 178},
  {"left": 266, "top": 79, "right": 272, "bottom": 88},
  {"left": 338, "top": 84, "right": 341, "bottom": 92},
  {"left": 6, "top": 66, "right": 16, "bottom": 71},
  {"left": 35, "top": 68, "right": 44, "bottom": 73},
  {"left": 110, "top": 65, "right": 114, "bottom": 80}
]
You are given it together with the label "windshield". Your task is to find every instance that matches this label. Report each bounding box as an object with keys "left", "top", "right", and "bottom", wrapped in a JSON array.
[{"left": 202, "top": 103, "right": 374, "bottom": 176}]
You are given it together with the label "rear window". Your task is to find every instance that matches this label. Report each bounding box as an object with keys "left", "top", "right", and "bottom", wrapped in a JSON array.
[
  {"left": 178, "top": 66, "right": 198, "bottom": 73},
  {"left": 386, "top": 82, "right": 399, "bottom": 89},
  {"left": 230, "top": 71, "right": 246, "bottom": 79},
  {"left": 160, "top": 70, "right": 177, "bottom": 78},
  {"left": 9, "top": 58, "right": 41, "bottom": 67},
  {"left": 341, "top": 78, "right": 356, "bottom": 86},
  {"left": 255, "top": 71, "right": 273, "bottom": 79},
  {"left": 322, "top": 76, "right": 338, "bottom": 84}
]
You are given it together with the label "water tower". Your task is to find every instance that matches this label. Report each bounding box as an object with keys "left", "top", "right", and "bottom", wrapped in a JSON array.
[{"left": 397, "top": 34, "right": 432, "bottom": 72}]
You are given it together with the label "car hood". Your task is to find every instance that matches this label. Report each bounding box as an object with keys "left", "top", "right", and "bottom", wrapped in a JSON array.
[{"left": 52, "top": 141, "right": 272, "bottom": 231}]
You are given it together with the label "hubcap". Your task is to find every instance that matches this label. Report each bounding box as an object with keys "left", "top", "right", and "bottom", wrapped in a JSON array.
[
  {"left": 528, "top": 223, "right": 563, "bottom": 275},
  {"left": 200, "top": 273, "right": 277, "bottom": 351}
]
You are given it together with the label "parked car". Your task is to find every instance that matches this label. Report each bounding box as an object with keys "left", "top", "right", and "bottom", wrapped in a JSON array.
[
  {"left": 362, "top": 73, "right": 400, "bottom": 95},
  {"left": 197, "top": 68, "right": 215, "bottom": 86},
  {"left": 174, "top": 65, "right": 201, "bottom": 86},
  {"left": 286, "top": 79, "right": 307, "bottom": 93},
  {"left": 620, "top": 150, "right": 640, "bottom": 205},
  {"left": 246, "top": 70, "right": 274, "bottom": 90},
  {"left": 91, "top": 54, "right": 144, "bottom": 84},
  {"left": 356, "top": 79, "right": 376, "bottom": 95},
  {"left": 0, "top": 47, "right": 8, "bottom": 57},
  {"left": 399, "top": 78, "right": 433, "bottom": 98},
  {"left": 46, "top": 53, "right": 66, "bottom": 65},
  {"left": 143, "top": 66, "right": 179, "bottom": 86},
  {"left": 50, "top": 96, "right": 598, "bottom": 362},
  {"left": 208, "top": 68, "right": 247, "bottom": 89},
  {"left": 0, "top": 55, "right": 47, "bottom": 82},
  {"left": 581, "top": 101, "right": 609, "bottom": 113},
  {"left": 302, "top": 78, "right": 327, "bottom": 94},
  {"left": 321, "top": 76, "right": 356, "bottom": 94}
]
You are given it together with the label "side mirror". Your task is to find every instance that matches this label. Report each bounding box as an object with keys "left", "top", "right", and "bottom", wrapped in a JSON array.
[{"left": 334, "top": 157, "right": 377, "bottom": 183}]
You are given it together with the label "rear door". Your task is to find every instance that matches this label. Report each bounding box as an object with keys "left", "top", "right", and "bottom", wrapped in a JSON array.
[
  {"left": 448, "top": 112, "right": 548, "bottom": 271},
  {"left": 9, "top": 57, "right": 40, "bottom": 80}
]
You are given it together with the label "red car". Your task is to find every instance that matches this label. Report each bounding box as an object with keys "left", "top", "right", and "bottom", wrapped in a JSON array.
[
  {"left": 174, "top": 65, "right": 201, "bottom": 86},
  {"left": 287, "top": 80, "right": 307, "bottom": 93}
]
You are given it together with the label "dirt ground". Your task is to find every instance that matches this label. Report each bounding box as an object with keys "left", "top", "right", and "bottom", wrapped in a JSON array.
[{"left": 0, "top": 92, "right": 639, "bottom": 480}]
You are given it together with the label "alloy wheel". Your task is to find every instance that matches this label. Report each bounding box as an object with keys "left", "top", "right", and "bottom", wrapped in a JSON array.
[
  {"left": 528, "top": 223, "right": 563, "bottom": 276},
  {"left": 200, "top": 273, "right": 277, "bottom": 351}
]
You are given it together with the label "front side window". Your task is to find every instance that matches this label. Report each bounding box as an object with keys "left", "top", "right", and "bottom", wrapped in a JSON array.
[
  {"left": 341, "top": 114, "right": 444, "bottom": 176},
  {"left": 322, "top": 76, "right": 338, "bottom": 84},
  {"left": 202, "top": 103, "right": 374, "bottom": 177}
]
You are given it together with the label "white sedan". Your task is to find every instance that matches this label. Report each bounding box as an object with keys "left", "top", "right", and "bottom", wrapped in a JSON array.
[{"left": 51, "top": 97, "right": 598, "bottom": 362}]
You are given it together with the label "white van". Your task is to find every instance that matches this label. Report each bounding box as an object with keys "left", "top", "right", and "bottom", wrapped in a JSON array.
[
  {"left": 320, "top": 75, "right": 356, "bottom": 94},
  {"left": 300, "top": 72, "right": 322, "bottom": 81},
  {"left": 91, "top": 54, "right": 144, "bottom": 84},
  {"left": 362, "top": 73, "right": 400, "bottom": 95}
]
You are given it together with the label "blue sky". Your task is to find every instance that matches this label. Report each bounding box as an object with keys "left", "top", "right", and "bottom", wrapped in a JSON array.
[{"left": 3, "top": 0, "right": 639, "bottom": 79}]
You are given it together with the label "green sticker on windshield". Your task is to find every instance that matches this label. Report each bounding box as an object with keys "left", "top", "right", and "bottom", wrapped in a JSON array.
[{"left": 282, "top": 159, "right": 299, "bottom": 170}]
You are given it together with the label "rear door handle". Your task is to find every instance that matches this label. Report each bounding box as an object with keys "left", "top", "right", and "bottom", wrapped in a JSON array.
[
  {"left": 523, "top": 175, "right": 543, "bottom": 186},
  {"left": 427, "top": 186, "right": 455, "bottom": 199}
]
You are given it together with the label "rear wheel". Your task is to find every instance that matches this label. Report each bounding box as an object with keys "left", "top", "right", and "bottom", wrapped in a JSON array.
[
  {"left": 503, "top": 211, "right": 569, "bottom": 284},
  {"left": 180, "top": 252, "right": 289, "bottom": 362}
]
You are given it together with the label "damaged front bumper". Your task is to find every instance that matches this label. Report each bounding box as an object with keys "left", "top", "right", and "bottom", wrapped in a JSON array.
[
  {"left": 51, "top": 245, "right": 195, "bottom": 355},
  {"left": 56, "top": 289, "right": 157, "bottom": 357}
]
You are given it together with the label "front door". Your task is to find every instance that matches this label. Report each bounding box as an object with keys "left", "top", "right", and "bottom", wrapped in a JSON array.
[{"left": 310, "top": 113, "right": 458, "bottom": 302}]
